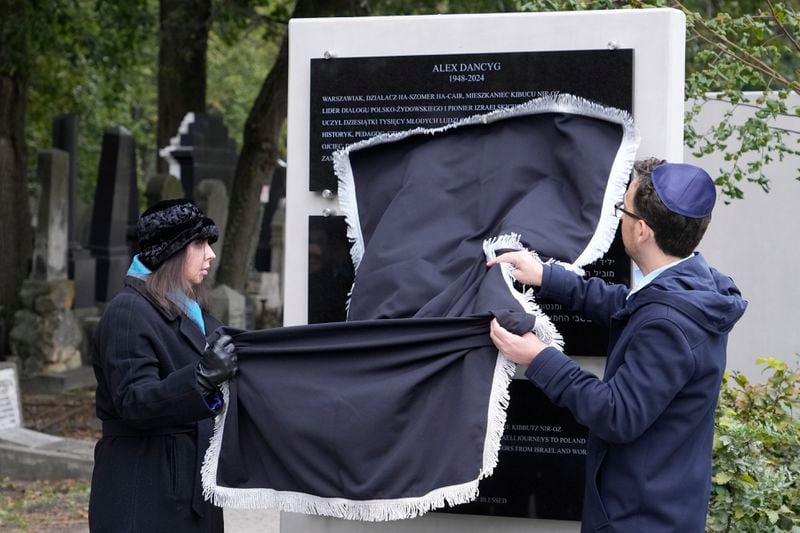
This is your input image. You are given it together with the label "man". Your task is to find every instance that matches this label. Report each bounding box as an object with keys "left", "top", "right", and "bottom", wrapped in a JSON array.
[{"left": 488, "top": 159, "right": 747, "bottom": 532}]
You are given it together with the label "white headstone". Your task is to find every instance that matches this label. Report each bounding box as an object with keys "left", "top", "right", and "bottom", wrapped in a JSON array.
[
  {"left": 208, "top": 284, "right": 246, "bottom": 329},
  {"left": 0, "top": 366, "right": 22, "bottom": 431},
  {"left": 32, "top": 149, "right": 70, "bottom": 281},
  {"left": 195, "top": 178, "right": 229, "bottom": 281}
]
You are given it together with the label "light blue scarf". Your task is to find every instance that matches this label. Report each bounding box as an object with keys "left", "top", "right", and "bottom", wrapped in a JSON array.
[{"left": 127, "top": 255, "right": 207, "bottom": 334}]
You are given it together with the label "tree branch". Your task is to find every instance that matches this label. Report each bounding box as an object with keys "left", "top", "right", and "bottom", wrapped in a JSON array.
[
  {"left": 676, "top": 0, "right": 799, "bottom": 91},
  {"left": 766, "top": 0, "right": 800, "bottom": 53},
  {"left": 701, "top": 95, "right": 800, "bottom": 119},
  {"left": 690, "top": 27, "right": 797, "bottom": 91}
]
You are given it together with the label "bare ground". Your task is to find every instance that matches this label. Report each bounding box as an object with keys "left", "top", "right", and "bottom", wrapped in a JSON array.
[{"left": 0, "top": 386, "right": 97, "bottom": 532}]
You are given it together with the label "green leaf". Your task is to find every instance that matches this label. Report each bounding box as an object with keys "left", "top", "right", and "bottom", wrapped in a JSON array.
[{"left": 714, "top": 472, "right": 733, "bottom": 484}]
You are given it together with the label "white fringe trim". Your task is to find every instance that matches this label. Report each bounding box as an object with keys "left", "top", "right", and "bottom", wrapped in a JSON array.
[
  {"left": 335, "top": 92, "right": 640, "bottom": 274},
  {"left": 207, "top": 477, "right": 481, "bottom": 522},
  {"left": 483, "top": 233, "right": 564, "bottom": 350},
  {"left": 201, "top": 380, "right": 230, "bottom": 503},
  {"left": 200, "top": 354, "right": 515, "bottom": 521},
  {"left": 333, "top": 150, "right": 365, "bottom": 273},
  {"left": 481, "top": 320, "right": 518, "bottom": 477}
]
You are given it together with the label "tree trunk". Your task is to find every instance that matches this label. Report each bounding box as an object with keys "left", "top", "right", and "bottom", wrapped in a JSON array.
[
  {"left": 214, "top": 31, "right": 288, "bottom": 291},
  {"left": 157, "top": 0, "right": 211, "bottom": 173},
  {"left": 216, "top": 0, "right": 368, "bottom": 291},
  {"left": 0, "top": 0, "right": 32, "bottom": 352}
]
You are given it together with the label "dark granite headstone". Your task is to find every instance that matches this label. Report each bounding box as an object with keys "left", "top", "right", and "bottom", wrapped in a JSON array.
[
  {"left": 51, "top": 114, "right": 79, "bottom": 250},
  {"left": 126, "top": 149, "right": 140, "bottom": 258},
  {"left": 159, "top": 113, "right": 238, "bottom": 199},
  {"left": 52, "top": 114, "right": 96, "bottom": 308},
  {"left": 255, "top": 161, "right": 287, "bottom": 272},
  {"left": 0, "top": 308, "right": 6, "bottom": 356},
  {"left": 88, "top": 126, "right": 139, "bottom": 302}
]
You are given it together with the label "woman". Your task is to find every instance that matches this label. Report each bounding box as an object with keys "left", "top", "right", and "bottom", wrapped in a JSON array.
[{"left": 89, "top": 199, "right": 237, "bottom": 532}]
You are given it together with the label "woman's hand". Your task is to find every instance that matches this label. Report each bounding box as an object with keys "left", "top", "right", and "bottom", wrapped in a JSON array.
[{"left": 196, "top": 334, "right": 238, "bottom": 392}]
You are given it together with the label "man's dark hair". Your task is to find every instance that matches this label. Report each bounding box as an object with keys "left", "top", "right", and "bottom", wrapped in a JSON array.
[{"left": 632, "top": 158, "right": 712, "bottom": 257}]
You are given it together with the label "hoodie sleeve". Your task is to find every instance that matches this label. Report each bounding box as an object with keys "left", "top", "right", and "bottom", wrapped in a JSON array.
[
  {"left": 539, "top": 263, "right": 629, "bottom": 328},
  {"left": 525, "top": 316, "right": 695, "bottom": 443}
]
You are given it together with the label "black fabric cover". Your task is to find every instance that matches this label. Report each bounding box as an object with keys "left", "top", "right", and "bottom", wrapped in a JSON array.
[
  {"left": 216, "top": 311, "right": 529, "bottom": 494},
  {"left": 347, "top": 111, "right": 624, "bottom": 320},
  {"left": 201, "top": 95, "right": 638, "bottom": 521}
]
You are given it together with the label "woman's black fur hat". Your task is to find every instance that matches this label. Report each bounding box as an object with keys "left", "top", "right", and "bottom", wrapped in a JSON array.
[{"left": 137, "top": 199, "right": 218, "bottom": 270}]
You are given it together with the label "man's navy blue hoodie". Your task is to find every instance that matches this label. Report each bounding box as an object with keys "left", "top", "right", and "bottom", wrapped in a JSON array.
[{"left": 526, "top": 253, "right": 746, "bottom": 532}]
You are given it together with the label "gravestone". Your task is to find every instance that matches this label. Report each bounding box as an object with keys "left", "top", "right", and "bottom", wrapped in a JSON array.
[
  {"left": 10, "top": 150, "right": 83, "bottom": 376},
  {"left": 159, "top": 113, "right": 238, "bottom": 199},
  {"left": 255, "top": 160, "right": 287, "bottom": 272},
  {"left": 246, "top": 272, "right": 283, "bottom": 328},
  {"left": 208, "top": 285, "right": 246, "bottom": 329},
  {"left": 31, "top": 150, "right": 69, "bottom": 280},
  {"left": 194, "top": 178, "right": 228, "bottom": 281},
  {"left": 0, "top": 364, "right": 22, "bottom": 431},
  {"left": 145, "top": 173, "right": 185, "bottom": 208},
  {"left": 88, "top": 126, "right": 139, "bottom": 302},
  {"left": 52, "top": 114, "right": 97, "bottom": 308},
  {"left": 0, "top": 306, "right": 6, "bottom": 357},
  {"left": 0, "top": 362, "right": 94, "bottom": 480},
  {"left": 271, "top": 199, "right": 285, "bottom": 280}
]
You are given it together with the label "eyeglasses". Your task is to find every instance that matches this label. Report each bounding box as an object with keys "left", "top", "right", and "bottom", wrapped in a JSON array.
[{"left": 614, "top": 201, "right": 648, "bottom": 224}]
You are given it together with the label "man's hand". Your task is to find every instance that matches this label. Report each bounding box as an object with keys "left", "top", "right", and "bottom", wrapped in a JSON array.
[
  {"left": 196, "top": 334, "right": 238, "bottom": 393},
  {"left": 490, "top": 318, "right": 547, "bottom": 365},
  {"left": 486, "top": 250, "right": 544, "bottom": 286}
]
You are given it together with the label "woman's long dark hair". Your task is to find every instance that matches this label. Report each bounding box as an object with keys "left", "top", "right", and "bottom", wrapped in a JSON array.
[{"left": 144, "top": 246, "right": 208, "bottom": 317}]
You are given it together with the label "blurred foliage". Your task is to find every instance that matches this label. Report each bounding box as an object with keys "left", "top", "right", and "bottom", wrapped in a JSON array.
[
  {"left": 707, "top": 357, "right": 800, "bottom": 532},
  {"left": 25, "top": 0, "right": 157, "bottom": 204},
  {"left": 25, "top": 0, "right": 517, "bottom": 207},
  {"left": 207, "top": 23, "right": 282, "bottom": 150},
  {"left": 366, "top": 0, "right": 519, "bottom": 14},
  {"left": 681, "top": 1, "right": 800, "bottom": 200},
  {"left": 23, "top": 0, "right": 798, "bottom": 207},
  {"left": 25, "top": 0, "right": 292, "bottom": 207},
  {"left": 519, "top": 0, "right": 800, "bottom": 200}
]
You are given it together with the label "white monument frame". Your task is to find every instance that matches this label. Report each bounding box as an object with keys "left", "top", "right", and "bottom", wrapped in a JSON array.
[{"left": 283, "top": 9, "right": 684, "bottom": 532}]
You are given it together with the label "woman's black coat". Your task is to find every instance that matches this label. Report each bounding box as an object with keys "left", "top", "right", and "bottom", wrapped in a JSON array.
[{"left": 89, "top": 276, "right": 224, "bottom": 532}]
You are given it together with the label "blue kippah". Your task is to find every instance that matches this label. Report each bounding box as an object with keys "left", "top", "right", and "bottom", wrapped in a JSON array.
[{"left": 651, "top": 163, "right": 716, "bottom": 218}]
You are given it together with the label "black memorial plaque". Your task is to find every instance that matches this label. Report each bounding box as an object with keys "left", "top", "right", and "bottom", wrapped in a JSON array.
[
  {"left": 540, "top": 229, "right": 630, "bottom": 357},
  {"left": 310, "top": 49, "right": 633, "bottom": 192},
  {"left": 307, "top": 216, "right": 355, "bottom": 324},
  {"left": 442, "top": 381, "right": 588, "bottom": 520},
  {"left": 306, "top": 49, "right": 633, "bottom": 520}
]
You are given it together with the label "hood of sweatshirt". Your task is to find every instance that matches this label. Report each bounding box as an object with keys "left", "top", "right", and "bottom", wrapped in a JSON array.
[{"left": 629, "top": 253, "right": 747, "bottom": 334}]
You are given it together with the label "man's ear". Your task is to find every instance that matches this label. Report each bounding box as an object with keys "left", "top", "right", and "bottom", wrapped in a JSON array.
[{"left": 637, "top": 219, "right": 652, "bottom": 243}]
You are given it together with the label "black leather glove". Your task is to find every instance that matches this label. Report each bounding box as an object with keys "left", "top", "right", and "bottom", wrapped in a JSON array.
[{"left": 196, "top": 334, "right": 238, "bottom": 393}]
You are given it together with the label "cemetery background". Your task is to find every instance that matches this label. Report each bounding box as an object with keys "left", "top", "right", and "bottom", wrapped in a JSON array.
[{"left": 0, "top": 0, "right": 798, "bottom": 531}]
